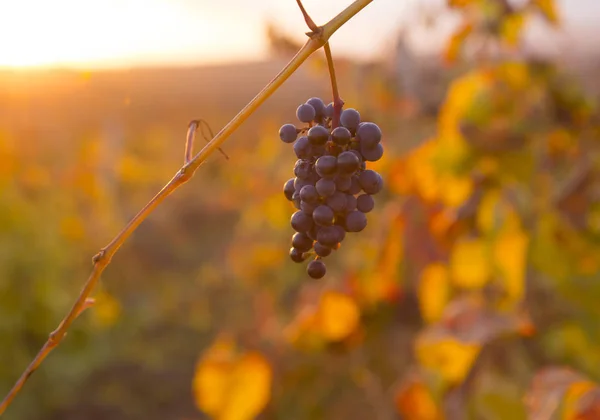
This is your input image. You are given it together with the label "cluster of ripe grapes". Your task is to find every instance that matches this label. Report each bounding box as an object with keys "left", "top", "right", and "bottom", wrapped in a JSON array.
[{"left": 279, "top": 97, "right": 384, "bottom": 279}]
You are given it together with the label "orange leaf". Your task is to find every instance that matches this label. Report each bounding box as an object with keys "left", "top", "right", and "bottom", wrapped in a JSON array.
[
  {"left": 317, "top": 292, "right": 360, "bottom": 342},
  {"left": 532, "top": 0, "right": 559, "bottom": 25},
  {"left": 193, "top": 339, "right": 272, "bottom": 420},
  {"left": 450, "top": 237, "right": 491, "bottom": 289},
  {"left": 418, "top": 263, "right": 451, "bottom": 324}
]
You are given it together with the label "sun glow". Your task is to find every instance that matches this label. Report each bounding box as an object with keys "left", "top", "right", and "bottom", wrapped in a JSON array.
[{"left": 0, "top": 0, "right": 265, "bottom": 69}]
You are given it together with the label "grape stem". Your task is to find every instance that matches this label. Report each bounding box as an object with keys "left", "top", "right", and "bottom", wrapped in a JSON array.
[
  {"left": 185, "top": 119, "right": 229, "bottom": 163},
  {"left": 0, "top": 0, "right": 374, "bottom": 415},
  {"left": 294, "top": 0, "right": 344, "bottom": 129},
  {"left": 324, "top": 42, "right": 344, "bottom": 129}
]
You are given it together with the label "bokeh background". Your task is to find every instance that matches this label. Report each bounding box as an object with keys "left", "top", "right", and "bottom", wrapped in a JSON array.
[{"left": 1, "top": 0, "right": 600, "bottom": 419}]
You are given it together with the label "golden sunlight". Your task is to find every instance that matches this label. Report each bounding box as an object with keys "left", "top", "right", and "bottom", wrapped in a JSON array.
[{"left": 0, "top": 0, "right": 263, "bottom": 68}]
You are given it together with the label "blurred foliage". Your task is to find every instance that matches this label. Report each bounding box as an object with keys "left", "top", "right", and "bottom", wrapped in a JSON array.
[{"left": 1, "top": 0, "right": 600, "bottom": 419}]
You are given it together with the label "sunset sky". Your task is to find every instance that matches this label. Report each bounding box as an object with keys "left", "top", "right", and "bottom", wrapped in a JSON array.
[{"left": 0, "top": 0, "right": 597, "bottom": 69}]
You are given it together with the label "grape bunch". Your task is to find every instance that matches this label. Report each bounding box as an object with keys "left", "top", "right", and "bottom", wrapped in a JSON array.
[{"left": 279, "top": 97, "right": 384, "bottom": 279}]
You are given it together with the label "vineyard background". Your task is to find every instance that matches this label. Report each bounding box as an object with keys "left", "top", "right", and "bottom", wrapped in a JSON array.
[{"left": 2, "top": 1, "right": 600, "bottom": 419}]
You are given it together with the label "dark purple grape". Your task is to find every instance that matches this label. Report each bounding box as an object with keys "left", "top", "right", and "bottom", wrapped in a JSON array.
[
  {"left": 290, "top": 247, "right": 306, "bottom": 263},
  {"left": 306, "top": 97, "right": 326, "bottom": 117},
  {"left": 340, "top": 108, "right": 361, "bottom": 132},
  {"left": 331, "top": 126, "right": 351, "bottom": 146},
  {"left": 326, "top": 143, "right": 344, "bottom": 157},
  {"left": 356, "top": 122, "right": 381, "bottom": 148},
  {"left": 308, "top": 125, "right": 330, "bottom": 145},
  {"left": 279, "top": 124, "right": 298, "bottom": 143},
  {"left": 292, "top": 232, "right": 314, "bottom": 252},
  {"left": 316, "top": 178, "right": 336, "bottom": 197},
  {"left": 301, "top": 200, "right": 317, "bottom": 215},
  {"left": 308, "top": 170, "right": 321, "bottom": 185},
  {"left": 299, "top": 184, "right": 319, "bottom": 204},
  {"left": 335, "top": 175, "right": 352, "bottom": 192},
  {"left": 294, "top": 177, "right": 311, "bottom": 191},
  {"left": 349, "top": 140, "right": 361, "bottom": 152},
  {"left": 313, "top": 205, "right": 335, "bottom": 226},
  {"left": 337, "top": 151, "right": 360, "bottom": 174},
  {"left": 291, "top": 210, "right": 314, "bottom": 232},
  {"left": 314, "top": 242, "right": 332, "bottom": 257},
  {"left": 317, "top": 225, "right": 339, "bottom": 246},
  {"left": 307, "top": 259, "right": 326, "bottom": 279},
  {"left": 324, "top": 102, "right": 334, "bottom": 118},
  {"left": 345, "top": 194, "right": 357, "bottom": 212},
  {"left": 345, "top": 211, "right": 367, "bottom": 232},
  {"left": 284, "top": 178, "right": 295, "bottom": 201},
  {"left": 297, "top": 103, "right": 316, "bottom": 123},
  {"left": 348, "top": 176, "right": 362, "bottom": 195},
  {"left": 294, "top": 136, "right": 312, "bottom": 159},
  {"left": 361, "top": 143, "right": 384, "bottom": 162},
  {"left": 294, "top": 159, "right": 312, "bottom": 179},
  {"left": 315, "top": 155, "right": 337, "bottom": 177},
  {"left": 358, "top": 170, "right": 383, "bottom": 194},
  {"left": 333, "top": 225, "right": 346, "bottom": 243},
  {"left": 326, "top": 191, "right": 347, "bottom": 213},
  {"left": 357, "top": 194, "right": 375, "bottom": 213}
]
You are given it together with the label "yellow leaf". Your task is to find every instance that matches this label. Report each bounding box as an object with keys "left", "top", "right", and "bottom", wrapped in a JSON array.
[
  {"left": 193, "top": 339, "right": 272, "bottom": 420},
  {"left": 418, "top": 264, "right": 451, "bottom": 324},
  {"left": 450, "top": 237, "right": 491, "bottom": 289},
  {"left": 476, "top": 190, "right": 501, "bottom": 233},
  {"left": 318, "top": 292, "right": 360, "bottom": 342},
  {"left": 533, "top": 0, "right": 559, "bottom": 25},
  {"left": 493, "top": 227, "right": 529, "bottom": 306},
  {"left": 439, "top": 175, "right": 473, "bottom": 208},
  {"left": 416, "top": 335, "right": 481, "bottom": 385},
  {"left": 220, "top": 353, "right": 272, "bottom": 420},
  {"left": 500, "top": 13, "right": 526, "bottom": 47}
]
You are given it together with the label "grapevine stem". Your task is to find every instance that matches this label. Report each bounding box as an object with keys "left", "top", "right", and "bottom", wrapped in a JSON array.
[
  {"left": 0, "top": 0, "right": 374, "bottom": 415},
  {"left": 324, "top": 42, "right": 344, "bottom": 129},
  {"left": 295, "top": 0, "right": 319, "bottom": 33}
]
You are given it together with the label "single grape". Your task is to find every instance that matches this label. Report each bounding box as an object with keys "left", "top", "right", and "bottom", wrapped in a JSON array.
[
  {"left": 331, "top": 126, "right": 352, "bottom": 146},
  {"left": 348, "top": 176, "right": 362, "bottom": 195},
  {"left": 297, "top": 103, "right": 316, "bottom": 123},
  {"left": 333, "top": 225, "right": 346, "bottom": 243},
  {"left": 307, "top": 259, "right": 326, "bottom": 279},
  {"left": 315, "top": 155, "right": 337, "bottom": 177},
  {"left": 326, "top": 191, "right": 347, "bottom": 213},
  {"left": 313, "top": 205, "right": 335, "bottom": 226},
  {"left": 306, "top": 97, "right": 326, "bottom": 117},
  {"left": 308, "top": 125, "right": 330, "bottom": 145},
  {"left": 314, "top": 242, "right": 332, "bottom": 257},
  {"left": 294, "top": 136, "right": 312, "bottom": 159},
  {"left": 317, "top": 225, "right": 339, "bottom": 246},
  {"left": 279, "top": 124, "right": 298, "bottom": 143},
  {"left": 356, "top": 122, "right": 381, "bottom": 148},
  {"left": 337, "top": 151, "right": 361, "bottom": 174},
  {"left": 294, "top": 159, "right": 312, "bottom": 179},
  {"left": 291, "top": 210, "right": 314, "bottom": 232},
  {"left": 316, "top": 178, "right": 336, "bottom": 197},
  {"left": 292, "top": 232, "right": 314, "bottom": 252},
  {"left": 324, "top": 102, "right": 334, "bottom": 118},
  {"left": 299, "top": 184, "right": 319, "bottom": 204},
  {"left": 361, "top": 143, "right": 384, "bottom": 162},
  {"left": 294, "top": 177, "right": 311, "bottom": 191},
  {"left": 290, "top": 247, "right": 306, "bottom": 263},
  {"left": 356, "top": 194, "right": 375, "bottom": 213},
  {"left": 283, "top": 178, "right": 295, "bottom": 201},
  {"left": 340, "top": 108, "right": 361, "bottom": 132},
  {"left": 345, "top": 194, "right": 357, "bottom": 212},
  {"left": 335, "top": 175, "right": 352, "bottom": 192},
  {"left": 301, "top": 200, "right": 317, "bottom": 215},
  {"left": 358, "top": 170, "right": 383, "bottom": 194},
  {"left": 345, "top": 211, "right": 367, "bottom": 232},
  {"left": 307, "top": 170, "right": 320, "bottom": 185}
]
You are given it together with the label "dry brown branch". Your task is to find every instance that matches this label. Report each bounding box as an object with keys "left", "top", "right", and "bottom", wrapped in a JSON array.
[{"left": 0, "top": 0, "right": 374, "bottom": 415}]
